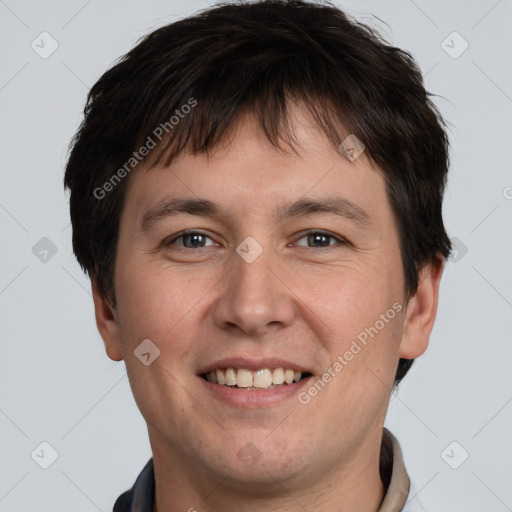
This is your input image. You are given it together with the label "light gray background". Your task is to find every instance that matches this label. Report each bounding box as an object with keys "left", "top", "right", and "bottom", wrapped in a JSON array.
[{"left": 1, "top": 0, "right": 511, "bottom": 511}]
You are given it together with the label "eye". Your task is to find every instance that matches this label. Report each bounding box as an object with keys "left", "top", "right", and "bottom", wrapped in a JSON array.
[
  {"left": 165, "top": 231, "right": 216, "bottom": 249},
  {"left": 294, "top": 230, "right": 347, "bottom": 249},
  {"left": 164, "top": 229, "right": 348, "bottom": 251}
]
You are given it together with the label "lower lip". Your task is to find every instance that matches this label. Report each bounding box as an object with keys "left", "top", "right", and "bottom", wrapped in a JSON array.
[{"left": 199, "top": 376, "right": 312, "bottom": 408}]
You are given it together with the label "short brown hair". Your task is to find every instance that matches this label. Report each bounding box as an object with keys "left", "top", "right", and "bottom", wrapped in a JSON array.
[{"left": 64, "top": 0, "right": 452, "bottom": 386}]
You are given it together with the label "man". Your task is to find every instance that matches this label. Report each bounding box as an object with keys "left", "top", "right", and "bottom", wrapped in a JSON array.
[{"left": 64, "top": 1, "right": 451, "bottom": 510}]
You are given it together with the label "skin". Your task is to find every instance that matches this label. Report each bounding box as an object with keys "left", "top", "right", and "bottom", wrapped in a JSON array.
[{"left": 92, "top": 104, "right": 444, "bottom": 512}]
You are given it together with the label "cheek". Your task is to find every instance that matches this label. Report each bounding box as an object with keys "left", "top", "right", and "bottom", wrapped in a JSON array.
[
  {"left": 313, "top": 308, "right": 404, "bottom": 443},
  {"left": 114, "top": 260, "right": 207, "bottom": 357},
  {"left": 306, "top": 260, "right": 405, "bottom": 397},
  {"left": 311, "top": 261, "right": 398, "bottom": 338},
  {"left": 113, "top": 265, "right": 209, "bottom": 435}
]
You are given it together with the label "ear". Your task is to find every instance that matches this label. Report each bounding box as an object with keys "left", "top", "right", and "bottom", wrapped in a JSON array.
[
  {"left": 399, "top": 256, "right": 445, "bottom": 359},
  {"left": 91, "top": 276, "right": 124, "bottom": 361}
]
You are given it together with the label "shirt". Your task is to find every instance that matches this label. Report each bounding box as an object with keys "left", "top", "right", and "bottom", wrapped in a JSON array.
[{"left": 113, "top": 428, "right": 425, "bottom": 512}]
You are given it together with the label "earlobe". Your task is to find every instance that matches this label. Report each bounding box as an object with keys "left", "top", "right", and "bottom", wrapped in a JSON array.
[
  {"left": 91, "top": 277, "right": 124, "bottom": 362},
  {"left": 399, "top": 256, "right": 445, "bottom": 359}
]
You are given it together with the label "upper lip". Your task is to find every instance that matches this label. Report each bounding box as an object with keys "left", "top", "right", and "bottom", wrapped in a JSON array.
[{"left": 198, "top": 357, "right": 314, "bottom": 376}]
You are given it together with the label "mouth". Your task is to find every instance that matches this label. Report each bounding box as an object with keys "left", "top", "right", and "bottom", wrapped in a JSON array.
[{"left": 201, "top": 367, "right": 313, "bottom": 390}]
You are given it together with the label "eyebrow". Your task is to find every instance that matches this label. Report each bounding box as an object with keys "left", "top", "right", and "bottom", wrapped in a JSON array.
[{"left": 140, "top": 196, "right": 372, "bottom": 231}]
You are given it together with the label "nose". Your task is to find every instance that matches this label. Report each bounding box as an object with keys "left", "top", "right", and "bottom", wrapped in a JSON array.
[{"left": 212, "top": 239, "right": 296, "bottom": 336}]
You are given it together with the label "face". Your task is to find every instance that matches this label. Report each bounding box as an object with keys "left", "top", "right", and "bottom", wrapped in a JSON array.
[{"left": 94, "top": 105, "right": 442, "bottom": 491}]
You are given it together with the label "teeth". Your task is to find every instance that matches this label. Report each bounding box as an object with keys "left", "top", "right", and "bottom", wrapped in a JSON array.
[
  {"left": 216, "top": 369, "right": 225, "bottom": 385},
  {"left": 253, "top": 369, "right": 272, "bottom": 388},
  {"left": 225, "top": 368, "right": 237, "bottom": 386},
  {"left": 205, "top": 367, "right": 307, "bottom": 389},
  {"left": 272, "top": 368, "right": 285, "bottom": 385},
  {"left": 236, "top": 368, "right": 253, "bottom": 388}
]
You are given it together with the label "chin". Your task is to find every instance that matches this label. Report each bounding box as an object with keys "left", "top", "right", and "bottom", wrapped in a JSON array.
[{"left": 200, "top": 437, "right": 308, "bottom": 490}]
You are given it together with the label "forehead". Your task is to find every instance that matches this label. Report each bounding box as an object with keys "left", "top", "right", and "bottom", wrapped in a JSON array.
[{"left": 122, "top": 106, "right": 391, "bottom": 231}]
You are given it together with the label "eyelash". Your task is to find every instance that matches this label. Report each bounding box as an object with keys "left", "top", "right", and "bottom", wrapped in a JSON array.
[{"left": 164, "top": 229, "right": 348, "bottom": 250}]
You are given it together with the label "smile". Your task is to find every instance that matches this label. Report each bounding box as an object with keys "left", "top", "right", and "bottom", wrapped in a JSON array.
[{"left": 202, "top": 367, "right": 312, "bottom": 390}]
